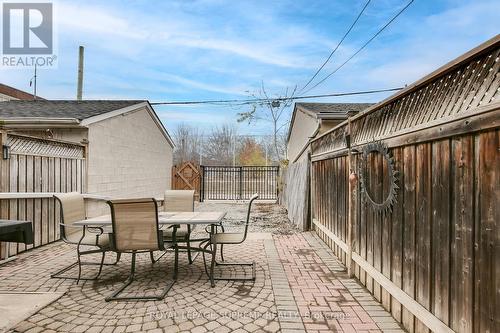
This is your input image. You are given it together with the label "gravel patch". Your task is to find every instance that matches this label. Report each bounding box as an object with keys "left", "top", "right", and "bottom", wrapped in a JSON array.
[{"left": 195, "top": 201, "right": 299, "bottom": 235}]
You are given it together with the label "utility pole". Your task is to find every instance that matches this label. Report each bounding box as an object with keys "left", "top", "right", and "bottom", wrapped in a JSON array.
[
  {"left": 265, "top": 142, "right": 268, "bottom": 166},
  {"left": 199, "top": 136, "right": 203, "bottom": 166},
  {"left": 232, "top": 136, "right": 236, "bottom": 166},
  {"left": 77, "top": 46, "right": 84, "bottom": 100},
  {"left": 30, "top": 64, "right": 37, "bottom": 100}
]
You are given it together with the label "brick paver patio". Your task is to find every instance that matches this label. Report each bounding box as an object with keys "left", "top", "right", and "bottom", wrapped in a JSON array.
[{"left": 0, "top": 229, "right": 403, "bottom": 332}]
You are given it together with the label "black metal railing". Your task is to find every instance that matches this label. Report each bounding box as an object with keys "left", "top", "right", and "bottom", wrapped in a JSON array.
[{"left": 200, "top": 166, "right": 279, "bottom": 201}]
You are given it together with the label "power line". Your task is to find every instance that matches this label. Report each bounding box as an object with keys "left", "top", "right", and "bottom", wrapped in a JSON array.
[
  {"left": 299, "top": 0, "right": 371, "bottom": 93},
  {"left": 150, "top": 87, "right": 403, "bottom": 106},
  {"left": 302, "top": 0, "right": 414, "bottom": 94}
]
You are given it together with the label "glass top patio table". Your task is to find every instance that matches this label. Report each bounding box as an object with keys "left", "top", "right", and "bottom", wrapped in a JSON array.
[{"left": 73, "top": 211, "right": 227, "bottom": 226}]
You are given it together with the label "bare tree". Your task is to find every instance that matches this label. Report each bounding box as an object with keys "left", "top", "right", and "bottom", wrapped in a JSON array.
[
  {"left": 203, "top": 124, "right": 238, "bottom": 165},
  {"left": 172, "top": 123, "right": 203, "bottom": 165},
  {"left": 237, "top": 82, "right": 296, "bottom": 163}
]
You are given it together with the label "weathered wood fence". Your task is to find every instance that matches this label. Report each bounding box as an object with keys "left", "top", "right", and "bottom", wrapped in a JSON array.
[
  {"left": 171, "top": 162, "right": 201, "bottom": 201},
  {"left": 310, "top": 36, "right": 499, "bottom": 333},
  {"left": 0, "top": 133, "right": 86, "bottom": 260},
  {"left": 281, "top": 157, "right": 310, "bottom": 230}
]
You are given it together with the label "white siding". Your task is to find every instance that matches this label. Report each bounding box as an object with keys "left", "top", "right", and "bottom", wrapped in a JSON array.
[
  {"left": 287, "top": 109, "right": 318, "bottom": 162},
  {"left": 86, "top": 107, "right": 173, "bottom": 200}
]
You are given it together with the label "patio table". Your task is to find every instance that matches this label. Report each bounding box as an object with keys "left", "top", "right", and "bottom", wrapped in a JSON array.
[{"left": 73, "top": 211, "right": 227, "bottom": 287}]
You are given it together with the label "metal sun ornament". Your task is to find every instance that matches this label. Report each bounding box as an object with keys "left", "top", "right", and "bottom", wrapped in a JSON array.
[{"left": 359, "top": 141, "right": 399, "bottom": 215}]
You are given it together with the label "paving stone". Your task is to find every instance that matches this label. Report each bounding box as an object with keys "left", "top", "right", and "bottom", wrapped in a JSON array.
[{"left": 1, "top": 210, "right": 401, "bottom": 333}]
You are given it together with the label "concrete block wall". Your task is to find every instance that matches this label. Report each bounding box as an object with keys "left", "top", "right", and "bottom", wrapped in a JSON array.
[{"left": 86, "top": 106, "right": 173, "bottom": 208}]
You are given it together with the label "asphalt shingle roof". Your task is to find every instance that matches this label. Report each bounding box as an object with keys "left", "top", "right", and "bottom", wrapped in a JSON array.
[
  {"left": 296, "top": 102, "right": 373, "bottom": 118},
  {"left": 0, "top": 100, "right": 146, "bottom": 120}
]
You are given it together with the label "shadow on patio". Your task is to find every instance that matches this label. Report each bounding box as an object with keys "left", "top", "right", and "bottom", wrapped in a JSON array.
[{"left": 0, "top": 202, "right": 403, "bottom": 333}]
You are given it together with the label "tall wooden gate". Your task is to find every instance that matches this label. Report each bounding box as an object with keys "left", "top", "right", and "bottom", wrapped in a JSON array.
[
  {"left": 200, "top": 166, "right": 279, "bottom": 201},
  {"left": 171, "top": 162, "right": 201, "bottom": 201}
]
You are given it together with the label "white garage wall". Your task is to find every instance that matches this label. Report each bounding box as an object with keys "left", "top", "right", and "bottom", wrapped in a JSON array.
[{"left": 86, "top": 106, "right": 173, "bottom": 204}]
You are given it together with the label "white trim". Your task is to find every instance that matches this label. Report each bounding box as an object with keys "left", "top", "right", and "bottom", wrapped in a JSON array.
[
  {"left": 0, "top": 117, "right": 80, "bottom": 128},
  {"left": 144, "top": 102, "right": 175, "bottom": 148},
  {"left": 80, "top": 102, "right": 147, "bottom": 126},
  {"left": 80, "top": 102, "right": 175, "bottom": 148}
]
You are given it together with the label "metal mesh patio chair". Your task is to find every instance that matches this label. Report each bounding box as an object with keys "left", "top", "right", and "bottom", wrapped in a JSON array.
[
  {"left": 162, "top": 190, "right": 197, "bottom": 263},
  {"left": 202, "top": 194, "right": 259, "bottom": 286},
  {"left": 106, "top": 198, "right": 178, "bottom": 301},
  {"left": 51, "top": 192, "right": 118, "bottom": 283}
]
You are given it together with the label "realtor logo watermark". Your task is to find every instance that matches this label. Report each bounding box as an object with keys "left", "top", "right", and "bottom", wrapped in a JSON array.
[{"left": 1, "top": 2, "right": 57, "bottom": 67}]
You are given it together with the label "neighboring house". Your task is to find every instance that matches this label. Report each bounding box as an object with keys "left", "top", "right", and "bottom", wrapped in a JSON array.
[
  {"left": 0, "top": 83, "right": 40, "bottom": 101},
  {"left": 283, "top": 102, "right": 372, "bottom": 230},
  {"left": 0, "top": 100, "right": 174, "bottom": 214},
  {"left": 286, "top": 103, "right": 372, "bottom": 163}
]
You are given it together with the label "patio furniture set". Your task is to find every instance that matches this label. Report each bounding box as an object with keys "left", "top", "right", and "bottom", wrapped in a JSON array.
[{"left": 49, "top": 190, "right": 259, "bottom": 301}]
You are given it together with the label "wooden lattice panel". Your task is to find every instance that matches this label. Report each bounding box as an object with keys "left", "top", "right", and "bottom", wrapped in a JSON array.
[
  {"left": 311, "top": 123, "right": 347, "bottom": 156},
  {"left": 7, "top": 134, "right": 84, "bottom": 158},
  {"left": 312, "top": 42, "right": 500, "bottom": 154}
]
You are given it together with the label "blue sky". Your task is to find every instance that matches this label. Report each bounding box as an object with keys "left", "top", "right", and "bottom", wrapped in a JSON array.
[{"left": 1, "top": 0, "right": 498, "bottom": 135}]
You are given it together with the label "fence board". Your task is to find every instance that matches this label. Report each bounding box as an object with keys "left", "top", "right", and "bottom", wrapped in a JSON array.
[
  {"left": 431, "top": 139, "right": 451, "bottom": 324},
  {"left": 309, "top": 36, "right": 500, "bottom": 333},
  {"left": 391, "top": 147, "right": 404, "bottom": 321},
  {"left": 450, "top": 135, "right": 474, "bottom": 333},
  {"left": 474, "top": 130, "right": 499, "bottom": 333},
  {"left": 0, "top": 134, "right": 86, "bottom": 258}
]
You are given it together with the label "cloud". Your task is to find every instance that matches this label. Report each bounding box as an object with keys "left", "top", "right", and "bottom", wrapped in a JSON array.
[{"left": 55, "top": 1, "right": 329, "bottom": 69}]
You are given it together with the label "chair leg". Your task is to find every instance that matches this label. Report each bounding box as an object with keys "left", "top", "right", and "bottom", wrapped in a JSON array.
[
  {"left": 94, "top": 251, "right": 106, "bottom": 280},
  {"left": 106, "top": 252, "right": 136, "bottom": 301},
  {"left": 211, "top": 243, "right": 256, "bottom": 282},
  {"left": 51, "top": 249, "right": 116, "bottom": 281},
  {"left": 186, "top": 238, "right": 193, "bottom": 264},
  {"left": 76, "top": 248, "right": 83, "bottom": 285},
  {"left": 105, "top": 251, "right": 175, "bottom": 302},
  {"left": 150, "top": 251, "right": 155, "bottom": 264},
  {"left": 174, "top": 245, "right": 179, "bottom": 280},
  {"left": 219, "top": 224, "right": 225, "bottom": 262},
  {"left": 150, "top": 250, "right": 168, "bottom": 264},
  {"left": 201, "top": 241, "right": 212, "bottom": 278},
  {"left": 210, "top": 243, "right": 217, "bottom": 287},
  {"left": 77, "top": 249, "right": 106, "bottom": 284}
]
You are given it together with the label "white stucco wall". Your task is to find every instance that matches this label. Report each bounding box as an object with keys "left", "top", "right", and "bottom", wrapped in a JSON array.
[
  {"left": 86, "top": 106, "right": 173, "bottom": 202},
  {"left": 287, "top": 109, "right": 318, "bottom": 162}
]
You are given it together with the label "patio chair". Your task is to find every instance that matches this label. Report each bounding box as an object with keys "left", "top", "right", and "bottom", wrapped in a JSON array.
[
  {"left": 51, "top": 192, "right": 118, "bottom": 283},
  {"left": 202, "top": 194, "right": 259, "bottom": 286},
  {"left": 162, "top": 190, "right": 197, "bottom": 263},
  {"left": 105, "top": 198, "right": 178, "bottom": 301}
]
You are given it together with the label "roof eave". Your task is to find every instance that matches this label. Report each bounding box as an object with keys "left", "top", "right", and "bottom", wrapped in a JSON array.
[{"left": 0, "top": 117, "right": 81, "bottom": 129}]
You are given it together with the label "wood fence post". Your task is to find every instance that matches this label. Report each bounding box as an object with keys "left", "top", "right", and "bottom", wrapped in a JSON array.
[
  {"left": 346, "top": 119, "right": 355, "bottom": 277},
  {"left": 0, "top": 130, "right": 9, "bottom": 260}
]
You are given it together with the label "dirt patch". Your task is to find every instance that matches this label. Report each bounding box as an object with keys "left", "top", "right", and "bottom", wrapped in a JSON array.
[{"left": 195, "top": 201, "right": 299, "bottom": 235}]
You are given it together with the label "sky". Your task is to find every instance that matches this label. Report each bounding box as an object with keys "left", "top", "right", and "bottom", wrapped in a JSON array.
[{"left": 1, "top": 0, "right": 499, "bottom": 136}]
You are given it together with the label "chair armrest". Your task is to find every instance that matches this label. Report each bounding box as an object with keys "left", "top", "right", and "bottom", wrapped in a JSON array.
[
  {"left": 59, "top": 223, "right": 104, "bottom": 235},
  {"left": 87, "top": 226, "right": 105, "bottom": 235},
  {"left": 204, "top": 223, "right": 224, "bottom": 234}
]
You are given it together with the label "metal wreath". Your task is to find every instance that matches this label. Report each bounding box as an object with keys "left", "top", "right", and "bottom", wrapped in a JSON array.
[{"left": 359, "top": 141, "right": 398, "bottom": 214}]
